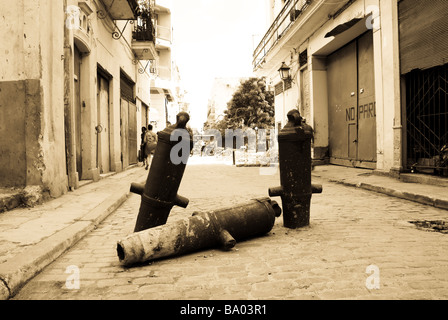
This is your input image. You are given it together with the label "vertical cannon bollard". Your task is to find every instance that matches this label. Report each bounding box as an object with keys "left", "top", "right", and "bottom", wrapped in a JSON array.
[
  {"left": 131, "top": 111, "right": 193, "bottom": 232},
  {"left": 269, "top": 109, "right": 322, "bottom": 228}
]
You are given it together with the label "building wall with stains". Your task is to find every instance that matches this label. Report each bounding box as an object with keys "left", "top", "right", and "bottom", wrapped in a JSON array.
[
  {"left": 0, "top": 0, "right": 67, "bottom": 197},
  {"left": 255, "top": 0, "right": 402, "bottom": 173},
  {"left": 0, "top": 0, "right": 153, "bottom": 200}
]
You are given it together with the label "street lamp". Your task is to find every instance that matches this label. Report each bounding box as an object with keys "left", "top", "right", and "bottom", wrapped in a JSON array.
[{"left": 278, "top": 62, "right": 291, "bottom": 81}]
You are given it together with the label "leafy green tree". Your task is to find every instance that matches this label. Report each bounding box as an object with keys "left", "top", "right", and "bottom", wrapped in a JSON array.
[{"left": 224, "top": 77, "right": 274, "bottom": 130}]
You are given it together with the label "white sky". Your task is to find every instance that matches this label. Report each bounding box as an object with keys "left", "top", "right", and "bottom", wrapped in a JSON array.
[{"left": 171, "top": 0, "right": 269, "bottom": 130}]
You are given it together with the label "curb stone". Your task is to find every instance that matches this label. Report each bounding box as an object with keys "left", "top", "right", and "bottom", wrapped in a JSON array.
[{"left": 320, "top": 176, "right": 447, "bottom": 211}]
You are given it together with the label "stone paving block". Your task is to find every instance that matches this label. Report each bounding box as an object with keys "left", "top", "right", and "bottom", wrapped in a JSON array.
[{"left": 8, "top": 163, "right": 448, "bottom": 300}]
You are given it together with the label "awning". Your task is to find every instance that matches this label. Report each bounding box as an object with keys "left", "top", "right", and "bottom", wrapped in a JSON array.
[{"left": 325, "top": 18, "right": 362, "bottom": 38}]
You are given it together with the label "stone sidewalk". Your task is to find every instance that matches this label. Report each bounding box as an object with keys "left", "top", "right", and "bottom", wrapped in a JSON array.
[
  {"left": 1, "top": 156, "right": 447, "bottom": 299},
  {"left": 312, "top": 165, "right": 448, "bottom": 210},
  {"left": 0, "top": 165, "right": 148, "bottom": 300}
]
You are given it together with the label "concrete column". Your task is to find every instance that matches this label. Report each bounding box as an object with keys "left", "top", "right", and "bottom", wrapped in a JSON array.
[
  {"left": 64, "top": 0, "right": 79, "bottom": 190},
  {"left": 378, "top": 0, "right": 402, "bottom": 174},
  {"left": 309, "top": 56, "right": 329, "bottom": 162}
]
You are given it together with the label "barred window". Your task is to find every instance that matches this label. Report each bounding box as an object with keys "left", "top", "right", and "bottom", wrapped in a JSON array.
[
  {"left": 284, "top": 78, "right": 292, "bottom": 90},
  {"left": 274, "top": 82, "right": 283, "bottom": 96},
  {"left": 275, "top": 79, "right": 292, "bottom": 96},
  {"left": 299, "top": 49, "right": 308, "bottom": 67}
]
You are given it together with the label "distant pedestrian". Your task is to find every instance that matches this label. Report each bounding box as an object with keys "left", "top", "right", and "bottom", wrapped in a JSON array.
[
  {"left": 140, "top": 126, "right": 147, "bottom": 166},
  {"left": 200, "top": 140, "right": 206, "bottom": 157},
  {"left": 144, "top": 124, "right": 158, "bottom": 170}
]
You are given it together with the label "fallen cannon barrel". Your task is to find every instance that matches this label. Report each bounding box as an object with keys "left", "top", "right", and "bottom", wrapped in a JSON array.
[{"left": 117, "top": 198, "right": 282, "bottom": 266}]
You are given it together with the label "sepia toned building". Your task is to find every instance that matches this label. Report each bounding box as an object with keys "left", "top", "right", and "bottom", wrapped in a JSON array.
[
  {"left": 205, "top": 77, "right": 245, "bottom": 126},
  {"left": 254, "top": 0, "right": 448, "bottom": 176},
  {"left": 148, "top": 0, "right": 187, "bottom": 131},
  {"left": 0, "top": 0, "right": 157, "bottom": 199}
]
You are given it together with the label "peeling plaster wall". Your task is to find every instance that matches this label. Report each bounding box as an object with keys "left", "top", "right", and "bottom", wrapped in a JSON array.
[
  {"left": 0, "top": 0, "right": 67, "bottom": 197},
  {"left": 0, "top": 81, "right": 27, "bottom": 186},
  {"left": 1, "top": 0, "right": 153, "bottom": 197}
]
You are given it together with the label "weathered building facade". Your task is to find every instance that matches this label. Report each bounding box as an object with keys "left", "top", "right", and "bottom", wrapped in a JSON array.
[
  {"left": 148, "top": 0, "right": 187, "bottom": 131},
  {"left": 0, "top": 0, "right": 156, "bottom": 199},
  {"left": 254, "top": 0, "right": 448, "bottom": 176},
  {"left": 206, "top": 77, "right": 244, "bottom": 126}
]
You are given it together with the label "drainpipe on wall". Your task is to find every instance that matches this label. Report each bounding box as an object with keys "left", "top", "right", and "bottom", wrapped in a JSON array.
[{"left": 63, "top": 0, "right": 79, "bottom": 190}]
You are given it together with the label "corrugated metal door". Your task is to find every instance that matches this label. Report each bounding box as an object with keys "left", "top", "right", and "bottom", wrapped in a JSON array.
[
  {"left": 399, "top": 0, "right": 448, "bottom": 175},
  {"left": 399, "top": 0, "right": 448, "bottom": 75},
  {"left": 327, "top": 31, "right": 376, "bottom": 168}
]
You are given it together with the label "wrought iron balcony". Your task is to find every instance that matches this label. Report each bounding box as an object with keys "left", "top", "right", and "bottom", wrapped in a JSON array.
[
  {"left": 133, "top": 16, "right": 155, "bottom": 42},
  {"left": 132, "top": 16, "right": 157, "bottom": 60},
  {"left": 253, "top": 0, "right": 312, "bottom": 71}
]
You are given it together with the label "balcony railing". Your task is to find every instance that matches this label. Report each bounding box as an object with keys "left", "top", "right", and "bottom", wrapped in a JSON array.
[
  {"left": 253, "top": 0, "right": 312, "bottom": 71},
  {"left": 133, "top": 16, "right": 155, "bottom": 42},
  {"left": 131, "top": 14, "right": 157, "bottom": 60}
]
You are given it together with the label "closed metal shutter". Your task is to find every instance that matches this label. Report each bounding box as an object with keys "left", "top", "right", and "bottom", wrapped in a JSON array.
[
  {"left": 119, "top": 71, "right": 137, "bottom": 167},
  {"left": 399, "top": 0, "right": 448, "bottom": 74},
  {"left": 120, "top": 71, "right": 135, "bottom": 102}
]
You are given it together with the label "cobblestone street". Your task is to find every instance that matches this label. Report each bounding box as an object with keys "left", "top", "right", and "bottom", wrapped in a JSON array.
[{"left": 12, "top": 161, "right": 448, "bottom": 300}]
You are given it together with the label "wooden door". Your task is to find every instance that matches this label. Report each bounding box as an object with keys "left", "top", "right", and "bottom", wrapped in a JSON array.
[
  {"left": 97, "top": 75, "right": 111, "bottom": 173},
  {"left": 357, "top": 31, "right": 376, "bottom": 162},
  {"left": 128, "top": 101, "right": 138, "bottom": 165},
  {"left": 74, "top": 46, "right": 82, "bottom": 180},
  {"left": 120, "top": 98, "right": 129, "bottom": 169},
  {"left": 327, "top": 31, "right": 376, "bottom": 168},
  {"left": 327, "top": 41, "right": 358, "bottom": 162}
]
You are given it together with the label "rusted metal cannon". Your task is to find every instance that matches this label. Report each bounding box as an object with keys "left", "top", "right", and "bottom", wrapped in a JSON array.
[
  {"left": 269, "top": 109, "right": 322, "bottom": 229},
  {"left": 117, "top": 198, "right": 282, "bottom": 266},
  {"left": 131, "top": 111, "right": 194, "bottom": 232}
]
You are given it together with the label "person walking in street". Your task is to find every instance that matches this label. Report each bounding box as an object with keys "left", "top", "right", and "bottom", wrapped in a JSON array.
[
  {"left": 200, "top": 140, "right": 206, "bottom": 157},
  {"left": 140, "top": 126, "right": 147, "bottom": 167},
  {"left": 144, "top": 124, "right": 158, "bottom": 170}
]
